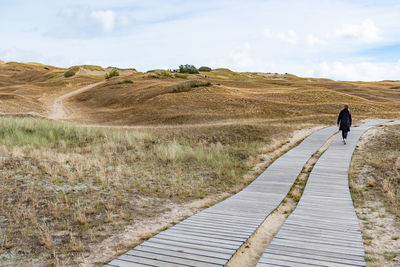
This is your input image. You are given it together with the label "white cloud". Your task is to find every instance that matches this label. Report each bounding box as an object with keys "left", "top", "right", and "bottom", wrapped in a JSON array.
[
  {"left": 60, "top": 8, "right": 74, "bottom": 17},
  {"left": 118, "top": 15, "right": 130, "bottom": 27},
  {"left": 315, "top": 60, "right": 400, "bottom": 81},
  {"left": 229, "top": 42, "right": 254, "bottom": 68},
  {"left": 263, "top": 29, "right": 297, "bottom": 44},
  {"left": 335, "top": 19, "right": 380, "bottom": 43},
  {"left": 306, "top": 34, "right": 326, "bottom": 46},
  {"left": 90, "top": 10, "right": 116, "bottom": 32}
]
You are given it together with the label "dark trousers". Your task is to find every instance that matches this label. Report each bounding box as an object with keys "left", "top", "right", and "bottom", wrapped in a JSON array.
[{"left": 342, "top": 130, "right": 348, "bottom": 139}]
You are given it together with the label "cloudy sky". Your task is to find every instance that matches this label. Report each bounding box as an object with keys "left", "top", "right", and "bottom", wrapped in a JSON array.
[{"left": 1, "top": 0, "right": 400, "bottom": 81}]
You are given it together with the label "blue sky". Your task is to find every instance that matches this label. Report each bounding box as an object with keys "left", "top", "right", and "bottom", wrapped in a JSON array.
[{"left": 1, "top": 0, "right": 400, "bottom": 81}]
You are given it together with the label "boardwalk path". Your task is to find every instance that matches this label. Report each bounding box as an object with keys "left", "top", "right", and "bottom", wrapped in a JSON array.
[
  {"left": 257, "top": 120, "right": 388, "bottom": 267},
  {"left": 105, "top": 126, "right": 337, "bottom": 267}
]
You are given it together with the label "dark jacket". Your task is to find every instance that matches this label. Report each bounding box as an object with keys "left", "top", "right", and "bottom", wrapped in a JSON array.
[{"left": 337, "top": 109, "right": 352, "bottom": 132}]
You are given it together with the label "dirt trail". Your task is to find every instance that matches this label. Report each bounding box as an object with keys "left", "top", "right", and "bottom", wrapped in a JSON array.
[{"left": 49, "top": 81, "right": 104, "bottom": 119}]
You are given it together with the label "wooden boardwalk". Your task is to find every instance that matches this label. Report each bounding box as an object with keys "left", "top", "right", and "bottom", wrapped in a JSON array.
[
  {"left": 105, "top": 126, "right": 337, "bottom": 267},
  {"left": 257, "top": 120, "right": 388, "bottom": 267}
]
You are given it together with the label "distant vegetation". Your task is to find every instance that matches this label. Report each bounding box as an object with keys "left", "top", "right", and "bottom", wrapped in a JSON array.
[
  {"left": 179, "top": 64, "right": 199, "bottom": 74},
  {"left": 158, "top": 70, "right": 173, "bottom": 78},
  {"left": 80, "top": 65, "right": 104, "bottom": 71},
  {"left": 199, "top": 66, "right": 212, "bottom": 72},
  {"left": 169, "top": 80, "right": 211, "bottom": 93},
  {"left": 105, "top": 70, "right": 119, "bottom": 79},
  {"left": 63, "top": 69, "right": 76, "bottom": 78},
  {"left": 117, "top": 79, "right": 133, "bottom": 84},
  {"left": 174, "top": 73, "right": 188, "bottom": 79}
]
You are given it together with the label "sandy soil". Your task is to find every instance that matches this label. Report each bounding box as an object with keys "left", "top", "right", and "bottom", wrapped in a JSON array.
[
  {"left": 226, "top": 198, "right": 296, "bottom": 267},
  {"left": 351, "top": 127, "right": 400, "bottom": 266}
]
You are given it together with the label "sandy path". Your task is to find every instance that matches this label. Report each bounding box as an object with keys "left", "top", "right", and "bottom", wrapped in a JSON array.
[{"left": 48, "top": 81, "right": 104, "bottom": 119}]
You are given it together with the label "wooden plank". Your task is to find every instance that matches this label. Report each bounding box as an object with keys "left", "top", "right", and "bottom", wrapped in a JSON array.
[
  {"left": 258, "top": 257, "right": 320, "bottom": 267},
  {"left": 112, "top": 254, "right": 189, "bottom": 267},
  {"left": 133, "top": 245, "right": 227, "bottom": 265},
  {"left": 170, "top": 224, "right": 253, "bottom": 238},
  {"left": 157, "top": 231, "right": 243, "bottom": 247},
  {"left": 274, "top": 234, "right": 365, "bottom": 248},
  {"left": 139, "top": 241, "right": 232, "bottom": 260},
  {"left": 144, "top": 238, "right": 236, "bottom": 255},
  {"left": 164, "top": 228, "right": 247, "bottom": 242},
  {"left": 270, "top": 238, "right": 365, "bottom": 256},
  {"left": 125, "top": 250, "right": 224, "bottom": 267},
  {"left": 184, "top": 216, "right": 260, "bottom": 227},
  {"left": 260, "top": 252, "right": 365, "bottom": 267},
  {"left": 150, "top": 235, "right": 240, "bottom": 250},
  {"left": 267, "top": 244, "right": 365, "bottom": 262},
  {"left": 107, "top": 258, "right": 156, "bottom": 267},
  {"left": 264, "top": 248, "right": 366, "bottom": 266}
]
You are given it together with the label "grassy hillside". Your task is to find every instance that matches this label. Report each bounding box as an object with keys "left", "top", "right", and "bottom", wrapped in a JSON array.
[
  {"left": 1, "top": 61, "right": 400, "bottom": 125},
  {"left": 0, "top": 62, "right": 102, "bottom": 115},
  {"left": 66, "top": 69, "right": 400, "bottom": 126},
  {"left": 1, "top": 61, "right": 400, "bottom": 265},
  {"left": 0, "top": 62, "right": 135, "bottom": 117}
]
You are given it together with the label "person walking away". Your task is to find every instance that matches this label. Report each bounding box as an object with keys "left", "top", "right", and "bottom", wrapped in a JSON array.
[{"left": 337, "top": 104, "right": 352, "bottom": 144}]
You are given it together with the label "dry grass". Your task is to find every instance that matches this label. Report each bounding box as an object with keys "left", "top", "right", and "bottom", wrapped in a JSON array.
[
  {"left": 0, "top": 117, "right": 300, "bottom": 266},
  {"left": 350, "top": 125, "right": 400, "bottom": 266},
  {"left": 1, "top": 61, "right": 400, "bottom": 266},
  {"left": 169, "top": 80, "right": 211, "bottom": 93},
  {"left": 351, "top": 125, "right": 400, "bottom": 215},
  {"left": 65, "top": 69, "right": 400, "bottom": 126},
  {"left": 0, "top": 62, "right": 102, "bottom": 116},
  {"left": 1, "top": 62, "right": 400, "bottom": 126}
]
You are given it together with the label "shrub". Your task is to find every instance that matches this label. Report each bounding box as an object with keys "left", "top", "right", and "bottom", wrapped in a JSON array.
[
  {"left": 174, "top": 73, "right": 187, "bottom": 79},
  {"left": 158, "top": 70, "right": 173, "bottom": 78},
  {"left": 64, "top": 70, "right": 76, "bottom": 78},
  {"left": 199, "top": 66, "right": 212, "bottom": 72},
  {"left": 179, "top": 64, "right": 199, "bottom": 74},
  {"left": 169, "top": 80, "right": 211, "bottom": 93},
  {"left": 117, "top": 79, "right": 133, "bottom": 84},
  {"left": 105, "top": 70, "right": 119, "bottom": 79}
]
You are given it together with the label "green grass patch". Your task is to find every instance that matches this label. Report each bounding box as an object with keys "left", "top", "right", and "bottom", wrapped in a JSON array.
[
  {"left": 174, "top": 73, "right": 187, "bottom": 79},
  {"left": 384, "top": 251, "right": 397, "bottom": 260},
  {"left": 158, "top": 70, "right": 173, "bottom": 78},
  {"left": 364, "top": 256, "right": 375, "bottom": 262},
  {"left": 169, "top": 80, "right": 212, "bottom": 93},
  {"left": 105, "top": 70, "right": 119, "bottom": 79},
  {"left": 117, "top": 79, "right": 133, "bottom": 84}
]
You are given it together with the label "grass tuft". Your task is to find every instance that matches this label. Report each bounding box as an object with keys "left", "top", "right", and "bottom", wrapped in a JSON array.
[
  {"left": 117, "top": 79, "right": 133, "bottom": 84},
  {"left": 169, "top": 80, "right": 211, "bottom": 93},
  {"left": 105, "top": 70, "right": 119, "bottom": 79}
]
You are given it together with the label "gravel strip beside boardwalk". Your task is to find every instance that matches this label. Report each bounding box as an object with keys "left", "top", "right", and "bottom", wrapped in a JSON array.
[
  {"left": 257, "top": 120, "right": 388, "bottom": 267},
  {"left": 105, "top": 126, "right": 337, "bottom": 267}
]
